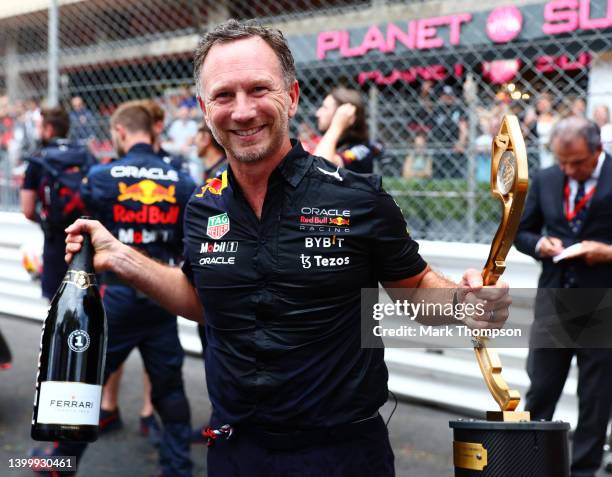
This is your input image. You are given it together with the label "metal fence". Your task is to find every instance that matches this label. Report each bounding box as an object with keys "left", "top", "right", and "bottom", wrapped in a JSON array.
[{"left": 1, "top": 0, "right": 611, "bottom": 242}]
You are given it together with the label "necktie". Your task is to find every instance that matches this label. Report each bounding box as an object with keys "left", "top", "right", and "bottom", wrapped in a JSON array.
[
  {"left": 569, "top": 181, "right": 586, "bottom": 234},
  {"left": 564, "top": 181, "right": 587, "bottom": 288}
]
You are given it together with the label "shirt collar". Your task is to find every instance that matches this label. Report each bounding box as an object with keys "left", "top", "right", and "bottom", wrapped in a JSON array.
[
  {"left": 592, "top": 150, "right": 605, "bottom": 180},
  {"left": 277, "top": 139, "right": 313, "bottom": 188},
  {"left": 126, "top": 142, "right": 155, "bottom": 156}
]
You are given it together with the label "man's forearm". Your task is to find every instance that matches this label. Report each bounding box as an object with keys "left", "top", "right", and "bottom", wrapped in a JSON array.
[
  {"left": 313, "top": 124, "right": 344, "bottom": 166},
  {"left": 112, "top": 244, "right": 204, "bottom": 323},
  {"left": 385, "top": 269, "right": 458, "bottom": 325},
  {"left": 413, "top": 270, "right": 458, "bottom": 325}
]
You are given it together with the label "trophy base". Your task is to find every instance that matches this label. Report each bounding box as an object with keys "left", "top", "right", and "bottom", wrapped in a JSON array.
[
  {"left": 485, "top": 410, "right": 531, "bottom": 422},
  {"left": 449, "top": 419, "right": 569, "bottom": 476}
]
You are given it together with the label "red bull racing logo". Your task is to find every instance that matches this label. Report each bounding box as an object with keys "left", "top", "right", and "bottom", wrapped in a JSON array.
[
  {"left": 298, "top": 206, "right": 351, "bottom": 233},
  {"left": 196, "top": 170, "right": 228, "bottom": 198},
  {"left": 117, "top": 179, "right": 176, "bottom": 205},
  {"left": 329, "top": 217, "right": 350, "bottom": 226}
]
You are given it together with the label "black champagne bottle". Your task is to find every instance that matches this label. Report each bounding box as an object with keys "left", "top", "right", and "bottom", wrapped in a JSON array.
[{"left": 31, "top": 230, "right": 107, "bottom": 442}]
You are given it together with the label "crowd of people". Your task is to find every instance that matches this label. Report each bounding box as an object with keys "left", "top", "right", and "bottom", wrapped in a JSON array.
[
  {"left": 400, "top": 80, "right": 612, "bottom": 180},
  {"left": 3, "top": 81, "right": 612, "bottom": 189}
]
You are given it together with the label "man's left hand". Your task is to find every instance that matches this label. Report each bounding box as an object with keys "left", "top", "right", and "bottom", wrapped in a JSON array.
[
  {"left": 458, "top": 268, "right": 511, "bottom": 330},
  {"left": 580, "top": 240, "right": 612, "bottom": 265}
]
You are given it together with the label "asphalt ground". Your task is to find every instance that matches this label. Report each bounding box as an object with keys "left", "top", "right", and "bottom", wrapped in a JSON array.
[{"left": 0, "top": 313, "right": 609, "bottom": 477}]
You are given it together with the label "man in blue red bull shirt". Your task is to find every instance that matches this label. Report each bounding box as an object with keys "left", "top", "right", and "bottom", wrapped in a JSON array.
[
  {"left": 32, "top": 101, "right": 196, "bottom": 477},
  {"left": 21, "top": 107, "right": 95, "bottom": 300},
  {"left": 63, "top": 21, "right": 511, "bottom": 477}
]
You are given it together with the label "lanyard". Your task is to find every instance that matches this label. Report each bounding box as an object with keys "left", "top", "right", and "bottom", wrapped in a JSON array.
[{"left": 564, "top": 181, "right": 596, "bottom": 221}]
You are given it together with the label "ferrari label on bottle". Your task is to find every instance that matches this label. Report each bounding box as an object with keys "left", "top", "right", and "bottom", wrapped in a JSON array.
[{"left": 36, "top": 381, "right": 102, "bottom": 425}]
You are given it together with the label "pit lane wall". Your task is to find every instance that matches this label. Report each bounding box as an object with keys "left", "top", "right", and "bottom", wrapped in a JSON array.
[{"left": 0, "top": 211, "right": 580, "bottom": 427}]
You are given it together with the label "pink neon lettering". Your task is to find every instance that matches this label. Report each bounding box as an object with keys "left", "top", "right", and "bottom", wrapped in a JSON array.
[
  {"left": 339, "top": 31, "right": 364, "bottom": 57},
  {"left": 448, "top": 13, "right": 472, "bottom": 45},
  {"left": 385, "top": 22, "right": 416, "bottom": 51},
  {"left": 416, "top": 17, "right": 445, "bottom": 49},
  {"left": 316, "top": 31, "right": 342, "bottom": 60},
  {"left": 360, "top": 25, "right": 389, "bottom": 55},
  {"left": 578, "top": 0, "right": 612, "bottom": 30},
  {"left": 543, "top": 0, "right": 579, "bottom": 35}
]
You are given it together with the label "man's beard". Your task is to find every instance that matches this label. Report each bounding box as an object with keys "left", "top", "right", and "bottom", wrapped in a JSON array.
[
  {"left": 112, "top": 137, "right": 126, "bottom": 157},
  {"left": 209, "top": 114, "right": 289, "bottom": 164}
]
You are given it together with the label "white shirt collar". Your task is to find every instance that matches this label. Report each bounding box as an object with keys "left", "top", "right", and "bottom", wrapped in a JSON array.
[{"left": 591, "top": 150, "right": 605, "bottom": 180}]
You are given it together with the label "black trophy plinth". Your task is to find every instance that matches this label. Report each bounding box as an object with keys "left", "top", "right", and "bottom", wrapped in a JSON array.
[{"left": 449, "top": 419, "right": 570, "bottom": 476}]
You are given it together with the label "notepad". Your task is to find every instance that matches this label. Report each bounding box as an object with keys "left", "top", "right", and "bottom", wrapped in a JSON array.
[{"left": 553, "top": 243, "right": 584, "bottom": 263}]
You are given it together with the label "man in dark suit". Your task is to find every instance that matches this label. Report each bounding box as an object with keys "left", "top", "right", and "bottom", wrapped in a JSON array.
[{"left": 515, "top": 116, "right": 612, "bottom": 477}]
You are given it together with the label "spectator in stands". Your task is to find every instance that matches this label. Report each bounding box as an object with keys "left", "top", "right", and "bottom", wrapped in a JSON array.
[
  {"left": 22, "top": 99, "right": 42, "bottom": 155},
  {"left": 474, "top": 116, "right": 501, "bottom": 183},
  {"left": 429, "top": 84, "right": 467, "bottom": 178},
  {"left": 69, "top": 96, "right": 96, "bottom": 144},
  {"left": 570, "top": 96, "right": 586, "bottom": 118},
  {"left": 592, "top": 104, "right": 612, "bottom": 154},
  {"left": 165, "top": 105, "right": 198, "bottom": 157},
  {"left": 407, "top": 80, "right": 434, "bottom": 135},
  {"left": 523, "top": 92, "right": 559, "bottom": 169},
  {"left": 178, "top": 86, "right": 198, "bottom": 117},
  {"left": 402, "top": 133, "right": 432, "bottom": 179},
  {"left": 313, "top": 86, "right": 382, "bottom": 174},
  {"left": 140, "top": 99, "right": 190, "bottom": 176}
]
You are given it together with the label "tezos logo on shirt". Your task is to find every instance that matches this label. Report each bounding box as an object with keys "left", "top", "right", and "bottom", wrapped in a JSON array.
[
  {"left": 300, "top": 254, "right": 350, "bottom": 269},
  {"left": 206, "top": 213, "right": 230, "bottom": 239}
]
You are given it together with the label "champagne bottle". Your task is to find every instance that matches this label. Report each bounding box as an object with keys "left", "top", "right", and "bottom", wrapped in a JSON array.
[{"left": 31, "top": 228, "right": 107, "bottom": 442}]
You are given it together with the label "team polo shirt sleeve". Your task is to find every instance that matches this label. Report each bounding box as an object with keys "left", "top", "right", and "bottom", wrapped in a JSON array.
[
  {"left": 181, "top": 247, "right": 194, "bottom": 285},
  {"left": 22, "top": 161, "right": 42, "bottom": 191},
  {"left": 372, "top": 189, "right": 427, "bottom": 282}
]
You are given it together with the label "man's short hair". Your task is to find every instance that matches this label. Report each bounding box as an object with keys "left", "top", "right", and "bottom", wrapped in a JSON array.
[
  {"left": 110, "top": 101, "right": 153, "bottom": 134},
  {"left": 139, "top": 99, "right": 165, "bottom": 123},
  {"left": 550, "top": 117, "right": 601, "bottom": 153},
  {"left": 41, "top": 107, "right": 70, "bottom": 139},
  {"left": 193, "top": 19, "right": 296, "bottom": 96},
  {"left": 198, "top": 121, "right": 223, "bottom": 152}
]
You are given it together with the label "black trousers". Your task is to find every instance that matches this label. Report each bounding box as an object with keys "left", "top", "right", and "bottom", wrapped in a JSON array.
[
  {"left": 526, "top": 348, "right": 612, "bottom": 477},
  {"left": 207, "top": 414, "right": 395, "bottom": 477}
]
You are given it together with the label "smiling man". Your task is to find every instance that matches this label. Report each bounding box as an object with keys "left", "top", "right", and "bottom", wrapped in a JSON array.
[{"left": 62, "top": 20, "right": 510, "bottom": 477}]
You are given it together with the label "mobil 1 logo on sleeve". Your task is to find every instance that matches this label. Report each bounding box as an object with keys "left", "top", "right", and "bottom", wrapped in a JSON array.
[{"left": 68, "top": 330, "right": 90, "bottom": 353}]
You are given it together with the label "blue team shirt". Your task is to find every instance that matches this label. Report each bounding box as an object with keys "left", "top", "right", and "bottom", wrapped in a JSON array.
[{"left": 82, "top": 143, "right": 196, "bottom": 265}]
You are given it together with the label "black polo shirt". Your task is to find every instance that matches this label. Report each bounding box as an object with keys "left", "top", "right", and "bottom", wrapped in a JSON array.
[{"left": 182, "top": 140, "right": 427, "bottom": 429}]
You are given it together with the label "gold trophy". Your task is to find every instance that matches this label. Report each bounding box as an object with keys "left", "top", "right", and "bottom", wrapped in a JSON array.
[
  {"left": 475, "top": 114, "right": 530, "bottom": 422},
  {"left": 450, "top": 115, "right": 570, "bottom": 476}
]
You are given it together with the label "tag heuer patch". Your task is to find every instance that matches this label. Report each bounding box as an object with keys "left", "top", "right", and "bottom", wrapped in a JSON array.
[{"left": 206, "top": 213, "right": 230, "bottom": 239}]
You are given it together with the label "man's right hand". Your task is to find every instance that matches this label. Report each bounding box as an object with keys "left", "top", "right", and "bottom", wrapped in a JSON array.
[
  {"left": 538, "top": 236, "right": 564, "bottom": 258},
  {"left": 65, "top": 218, "right": 124, "bottom": 272},
  {"left": 331, "top": 103, "right": 356, "bottom": 132}
]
